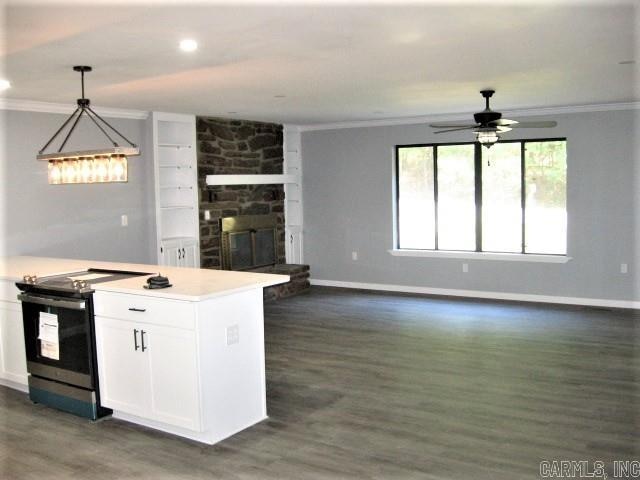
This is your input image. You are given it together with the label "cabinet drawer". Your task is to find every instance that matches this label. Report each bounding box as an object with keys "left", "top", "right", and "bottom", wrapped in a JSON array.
[
  {"left": 94, "top": 292, "right": 195, "bottom": 330},
  {"left": 0, "top": 280, "right": 20, "bottom": 303}
]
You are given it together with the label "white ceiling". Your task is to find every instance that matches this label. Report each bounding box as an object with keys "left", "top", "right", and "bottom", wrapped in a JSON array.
[{"left": 2, "top": 1, "right": 638, "bottom": 125}]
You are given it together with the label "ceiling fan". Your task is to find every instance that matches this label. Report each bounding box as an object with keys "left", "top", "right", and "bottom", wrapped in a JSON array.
[{"left": 429, "top": 90, "right": 557, "bottom": 148}]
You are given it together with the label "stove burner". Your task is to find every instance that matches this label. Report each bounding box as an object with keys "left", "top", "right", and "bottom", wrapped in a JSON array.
[{"left": 16, "top": 268, "right": 150, "bottom": 296}]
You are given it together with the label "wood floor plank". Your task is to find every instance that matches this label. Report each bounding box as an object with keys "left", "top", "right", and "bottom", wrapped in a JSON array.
[{"left": 1, "top": 286, "right": 638, "bottom": 479}]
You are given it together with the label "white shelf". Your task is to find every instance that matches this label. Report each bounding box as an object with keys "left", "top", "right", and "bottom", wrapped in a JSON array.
[
  {"left": 162, "top": 236, "right": 198, "bottom": 243},
  {"left": 159, "top": 165, "right": 193, "bottom": 169},
  {"left": 158, "top": 143, "right": 192, "bottom": 149},
  {"left": 205, "top": 174, "right": 298, "bottom": 186},
  {"left": 160, "top": 205, "right": 194, "bottom": 210},
  {"left": 160, "top": 185, "right": 193, "bottom": 190}
]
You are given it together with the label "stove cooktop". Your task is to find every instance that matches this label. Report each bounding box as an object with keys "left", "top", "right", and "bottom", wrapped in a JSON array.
[{"left": 17, "top": 268, "right": 151, "bottom": 295}]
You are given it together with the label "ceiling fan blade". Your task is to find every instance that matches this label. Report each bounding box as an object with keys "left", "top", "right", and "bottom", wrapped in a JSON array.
[
  {"left": 510, "top": 121, "right": 558, "bottom": 128},
  {"left": 491, "top": 119, "right": 518, "bottom": 126},
  {"left": 434, "top": 126, "right": 478, "bottom": 134},
  {"left": 429, "top": 123, "right": 478, "bottom": 129}
]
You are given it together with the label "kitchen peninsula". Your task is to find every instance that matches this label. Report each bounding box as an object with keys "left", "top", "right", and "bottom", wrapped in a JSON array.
[{"left": 0, "top": 256, "right": 288, "bottom": 444}]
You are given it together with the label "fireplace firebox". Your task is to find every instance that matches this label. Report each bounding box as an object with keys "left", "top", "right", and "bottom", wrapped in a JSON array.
[{"left": 220, "top": 214, "right": 278, "bottom": 271}]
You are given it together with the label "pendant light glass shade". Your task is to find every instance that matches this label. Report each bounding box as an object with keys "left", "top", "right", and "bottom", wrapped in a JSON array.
[{"left": 47, "top": 154, "right": 128, "bottom": 185}]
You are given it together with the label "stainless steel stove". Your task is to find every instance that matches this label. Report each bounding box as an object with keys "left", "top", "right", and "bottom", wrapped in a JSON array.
[{"left": 16, "top": 268, "right": 149, "bottom": 419}]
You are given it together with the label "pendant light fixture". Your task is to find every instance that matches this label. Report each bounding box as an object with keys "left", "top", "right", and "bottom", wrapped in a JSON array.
[{"left": 37, "top": 66, "right": 140, "bottom": 184}]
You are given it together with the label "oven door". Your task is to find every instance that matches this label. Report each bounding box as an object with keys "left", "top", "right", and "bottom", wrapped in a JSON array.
[{"left": 18, "top": 292, "right": 95, "bottom": 390}]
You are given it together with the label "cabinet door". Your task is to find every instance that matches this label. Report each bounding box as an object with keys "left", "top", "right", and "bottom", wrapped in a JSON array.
[
  {"left": 0, "top": 301, "right": 28, "bottom": 386},
  {"left": 147, "top": 325, "right": 201, "bottom": 430},
  {"left": 181, "top": 242, "right": 198, "bottom": 268},
  {"left": 161, "top": 244, "right": 180, "bottom": 267},
  {"left": 285, "top": 226, "right": 303, "bottom": 264},
  {"left": 95, "top": 316, "right": 151, "bottom": 416}
]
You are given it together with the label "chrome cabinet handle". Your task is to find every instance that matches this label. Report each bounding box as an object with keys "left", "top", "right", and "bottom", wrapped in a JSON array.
[
  {"left": 178, "top": 248, "right": 182, "bottom": 260},
  {"left": 133, "top": 329, "right": 139, "bottom": 351},
  {"left": 140, "top": 330, "right": 147, "bottom": 352},
  {"left": 182, "top": 248, "right": 186, "bottom": 258},
  {"left": 128, "top": 307, "right": 146, "bottom": 312}
]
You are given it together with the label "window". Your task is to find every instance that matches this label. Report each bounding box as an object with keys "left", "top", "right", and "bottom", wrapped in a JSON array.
[{"left": 396, "top": 139, "right": 567, "bottom": 255}]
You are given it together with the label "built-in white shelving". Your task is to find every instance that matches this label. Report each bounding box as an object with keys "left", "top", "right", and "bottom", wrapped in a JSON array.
[
  {"left": 151, "top": 112, "right": 200, "bottom": 268},
  {"left": 283, "top": 126, "right": 304, "bottom": 263}
]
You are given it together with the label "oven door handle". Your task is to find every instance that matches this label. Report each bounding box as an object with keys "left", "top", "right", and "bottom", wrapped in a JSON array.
[{"left": 17, "top": 293, "right": 86, "bottom": 310}]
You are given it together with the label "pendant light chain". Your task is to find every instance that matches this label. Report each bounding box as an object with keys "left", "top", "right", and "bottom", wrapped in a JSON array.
[{"left": 38, "top": 66, "right": 138, "bottom": 156}]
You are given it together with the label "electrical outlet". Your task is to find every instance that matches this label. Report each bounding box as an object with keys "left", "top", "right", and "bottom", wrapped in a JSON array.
[
  {"left": 352, "top": 251, "right": 358, "bottom": 261},
  {"left": 621, "top": 263, "right": 628, "bottom": 274},
  {"left": 121, "top": 214, "right": 128, "bottom": 227},
  {"left": 462, "top": 263, "right": 469, "bottom": 273},
  {"left": 226, "top": 325, "right": 239, "bottom": 346},
  {"left": 204, "top": 210, "right": 211, "bottom": 221}
]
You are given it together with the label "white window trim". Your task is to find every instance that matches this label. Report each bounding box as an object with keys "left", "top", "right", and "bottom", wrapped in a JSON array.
[{"left": 388, "top": 249, "right": 571, "bottom": 263}]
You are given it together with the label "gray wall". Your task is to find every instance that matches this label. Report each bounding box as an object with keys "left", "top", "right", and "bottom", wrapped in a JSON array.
[
  {"left": 1, "top": 109, "right": 156, "bottom": 264},
  {"left": 301, "top": 109, "right": 640, "bottom": 301}
]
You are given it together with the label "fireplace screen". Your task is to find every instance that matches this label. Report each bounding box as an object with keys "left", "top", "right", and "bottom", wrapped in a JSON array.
[{"left": 221, "top": 214, "right": 278, "bottom": 270}]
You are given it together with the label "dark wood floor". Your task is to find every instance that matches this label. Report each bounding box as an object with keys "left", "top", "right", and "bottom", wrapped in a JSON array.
[{"left": 1, "top": 287, "right": 638, "bottom": 479}]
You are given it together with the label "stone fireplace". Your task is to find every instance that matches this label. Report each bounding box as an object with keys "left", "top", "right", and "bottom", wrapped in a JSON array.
[{"left": 197, "top": 116, "right": 309, "bottom": 299}]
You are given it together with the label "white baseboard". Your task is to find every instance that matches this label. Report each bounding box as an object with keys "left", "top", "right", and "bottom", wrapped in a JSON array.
[
  {"left": 310, "top": 279, "right": 640, "bottom": 310},
  {"left": 0, "top": 377, "right": 29, "bottom": 393}
]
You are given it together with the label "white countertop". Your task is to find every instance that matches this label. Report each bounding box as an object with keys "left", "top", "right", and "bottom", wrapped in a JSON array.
[{"left": 0, "top": 256, "right": 289, "bottom": 302}]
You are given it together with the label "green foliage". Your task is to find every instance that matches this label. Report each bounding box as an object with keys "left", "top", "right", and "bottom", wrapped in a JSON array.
[
  {"left": 524, "top": 141, "right": 567, "bottom": 207},
  {"left": 398, "top": 140, "right": 567, "bottom": 208}
]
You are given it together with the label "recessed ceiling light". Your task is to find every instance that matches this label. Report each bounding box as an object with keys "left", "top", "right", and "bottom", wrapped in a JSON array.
[
  {"left": 618, "top": 60, "right": 635, "bottom": 65},
  {"left": 274, "top": 95, "right": 286, "bottom": 98},
  {"left": 179, "top": 39, "right": 198, "bottom": 52},
  {"left": 0, "top": 79, "right": 11, "bottom": 91}
]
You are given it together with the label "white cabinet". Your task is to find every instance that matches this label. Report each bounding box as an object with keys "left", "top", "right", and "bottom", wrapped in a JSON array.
[
  {"left": 95, "top": 317, "right": 151, "bottom": 416},
  {"left": 160, "top": 237, "right": 198, "bottom": 268},
  {"left": 0, "top": 280, "right": 28, "bottom": 389},
  {"left": 95, "top": 300, "right": 201, "bottom": 431},
  {"left": 151, "top": 112, "right": 200, "bottom": 268},
  {"left": 161, "top": 244, "right": 180, "bottom": 267},
  {"left": 0, "top": 300, "right": 28, "bottom": 388},
  {"left": 93, "top": 288, "right": 268, "bottom": 445},
  {"left": 182, "top": 242, "right": 197, "bottom": 267},
  {"left": 146, "top": 324, "right": 199, "bottom": 428}
]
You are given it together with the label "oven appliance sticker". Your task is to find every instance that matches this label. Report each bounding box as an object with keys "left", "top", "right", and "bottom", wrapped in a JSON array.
[{"left": 38, "top": 312, "right": 60, "bottom": 360}]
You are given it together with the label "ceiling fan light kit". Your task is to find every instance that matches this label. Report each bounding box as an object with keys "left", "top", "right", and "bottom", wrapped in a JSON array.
[
  {"left": 37, "top": 66, "right": 140, "bottom": 184},
  {"left": 430, "top": 89, "right": 558, "bottom": 148},
  {"left": 474, "top": 128, "right": 500, "bottom": 147}
]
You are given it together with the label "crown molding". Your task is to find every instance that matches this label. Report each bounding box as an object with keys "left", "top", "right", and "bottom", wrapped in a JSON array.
[
  {"left": 283, "top": 124, "right": 301, "bottom": 133},
  {"left": 0, "top": 98, "right": 149, "bottom": 120},
  {"left": 297, "top": 101, "right": 640, "bottom": 132}
]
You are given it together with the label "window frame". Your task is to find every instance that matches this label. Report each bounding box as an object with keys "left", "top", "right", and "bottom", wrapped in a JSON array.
[{"left": 395, "top": 137, "right": 567, "bottom": 256}]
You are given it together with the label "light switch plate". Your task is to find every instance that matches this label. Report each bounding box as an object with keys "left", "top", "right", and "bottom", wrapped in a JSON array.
[{"left": 121, "top": 214, "right": 128, "bottom": 227}]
